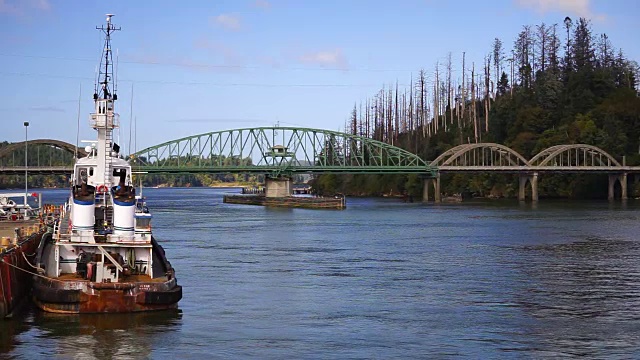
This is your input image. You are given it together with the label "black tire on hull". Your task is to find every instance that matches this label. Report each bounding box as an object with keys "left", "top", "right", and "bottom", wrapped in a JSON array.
[{"left": 144, "top": 285, "right": 182, "bottom": 305}]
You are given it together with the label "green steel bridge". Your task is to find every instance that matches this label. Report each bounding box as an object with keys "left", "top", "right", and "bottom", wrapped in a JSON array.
[
  {"left": 2, "top": 127, "right": 639, "bottom": 200},
  {"left": 129, "top": 127, "right": 437, "bottom": 177}
]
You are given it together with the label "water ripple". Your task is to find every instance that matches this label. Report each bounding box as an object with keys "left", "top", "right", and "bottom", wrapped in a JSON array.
[{"left": 3, "top": 189, "right": 640, "bottom": 358}]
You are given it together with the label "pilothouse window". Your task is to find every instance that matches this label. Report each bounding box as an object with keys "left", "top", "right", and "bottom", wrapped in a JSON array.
[
  {"left": 78, "top": 168, "right": 88, "bottom": 182},
  {"left": 136, "top": 217, "right": 151, "bottom": 230}
]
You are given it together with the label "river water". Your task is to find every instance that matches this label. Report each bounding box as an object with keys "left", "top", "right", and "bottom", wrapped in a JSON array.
[{"left": 1, "top": 188, "right": 640, "bottom": 359}]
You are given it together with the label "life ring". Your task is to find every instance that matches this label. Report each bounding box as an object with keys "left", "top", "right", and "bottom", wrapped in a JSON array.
[
  {"left": 7, "top": 200, "right": 15, "bottom": 206},
  {"left": 97, "top": 185, "right": 107, "bottom": 193}
]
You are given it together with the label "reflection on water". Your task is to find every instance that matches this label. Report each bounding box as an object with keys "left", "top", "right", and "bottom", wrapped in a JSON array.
[
  {"left": 0, "top": 311, "right": 30, "bottom": 354},
  {"left": 3, "top": 305, "right": 182, "bottom": 359},
  {"left": 511, "top": 237, "right": 640, "bottom": 357},
  {"left": 2, "top": 189, "right": 640, "bottom": 358}
]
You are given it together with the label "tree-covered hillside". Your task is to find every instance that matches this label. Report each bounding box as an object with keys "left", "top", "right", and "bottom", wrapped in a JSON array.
[{"left": 312, "top": 17, "right": 640, "bottom": 199}]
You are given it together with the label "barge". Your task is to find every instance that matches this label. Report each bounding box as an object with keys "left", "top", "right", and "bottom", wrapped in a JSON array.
[
  {"left": 0, "top": 193, "right": 50, "bottom": 319},
  {"left": 223, "top": 194, "right": 346, "bottom": 209}
]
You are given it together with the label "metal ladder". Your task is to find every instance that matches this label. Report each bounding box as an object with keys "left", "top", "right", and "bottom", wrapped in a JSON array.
[
  {"left": 104, "top": 120, "right": 113, "bottom": 189},
  {"left": 103, "top": 115, "right": 113, "bottom": 228}
]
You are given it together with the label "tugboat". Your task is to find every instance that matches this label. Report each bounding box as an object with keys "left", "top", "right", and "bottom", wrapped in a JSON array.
[{"left": 32, "top": 14, "right": 182, "bottom": 313}]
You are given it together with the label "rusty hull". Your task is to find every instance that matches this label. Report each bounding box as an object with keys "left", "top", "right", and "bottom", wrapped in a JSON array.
[
  {"left": 1, "top": 230, "right": 42, "bottom": 319},
  {"left": 32, "top": 277, "right": 182, "bottom": 314}
]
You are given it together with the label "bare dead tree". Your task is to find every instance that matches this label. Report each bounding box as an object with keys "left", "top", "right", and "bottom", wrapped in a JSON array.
[
  {"left": 380, "top": 87, "right": 385, "bottom": 142},
  {"left": 401, "top": 89, "right": 407, "bottom": 134},
  {"left": 418, "top": 69, "right": 427, "bottom": 138},
  {"left": 408, "top": 75, "right": 414, "bottom": 149},
  {"left": 549, "top": 23, "right": 560, "bottom": 74},
  {"left": 536, "top": 23, "right": 550, "bottom": 73},
  {"left": 492, "top": 38, "right": 504, "bottom": 98},
  {"left": 461, "top": 52, "right": 466, "bottom": 126},
  {"left": 350, "top": 103, "right": 358, "bottom": 136},
  {"left": 359, "top": 101, "right": 364, "bottom": 137},
  {"left": 387, "top": 86, "right": 393, "bottom": 144},
  {"left": 446, "top": 52, "right": 453, "bottom": 128},
  {"left": 394, "top": 81, "right": 399, "bottom": 144},
  {"left": 509, "top": 51, "right": 515, "bottom": 96},
  {"left": 471, "top": 62, "right": 478, "bottom": 142},
  {"left": 436, "top": 80, "right": 440, "bottom": 134},
  {"left": 514, "top": 25, "right": 533, "bottom": 87},
  {"left": 484, "top": 55, "right": 490, "bottom": 133}
]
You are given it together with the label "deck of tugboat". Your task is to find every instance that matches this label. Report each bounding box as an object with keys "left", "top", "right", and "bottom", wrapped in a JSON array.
[
  {"left": 55, "top": 239, "right": 153, "bottom": 247},
  {"left": 55, "top": 272, "right": 167, "bottom": 283}
]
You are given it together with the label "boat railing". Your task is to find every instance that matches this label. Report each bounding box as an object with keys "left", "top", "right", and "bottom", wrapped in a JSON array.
[
  {"left": 98, "top": 245, "right": 123, "bottom": 282},
  {"left": 89, "top": 112, "right": 120, "bottom": 129},
  {"left": 52, "top": 202, "right": 70, "bottom": 240}
]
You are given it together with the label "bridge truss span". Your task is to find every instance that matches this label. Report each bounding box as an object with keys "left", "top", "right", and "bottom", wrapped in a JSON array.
[
  {"left": 0, "top": 139, "right": 86, "bottom": 174},
  {"left": 529, "top": 144, "right": 622, "bottom": 168},
  {"left": 431, "top": 143, "right": 530, "bottom": 168},
  {"left": 0, "top": 139, "right": 87, "bottom": 160},
  {"left": 428, "top": 142, "right": 637, "bottom": 201},
  {"left": 132, "top": 127, "right": 437, "bottom": 176},
  {"left": 431, "top": 143, "right": 631, "bottom": 172}
]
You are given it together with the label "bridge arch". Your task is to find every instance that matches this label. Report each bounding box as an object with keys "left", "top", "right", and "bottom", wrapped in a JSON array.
[
  {"left": 132, "top": 126, "right": 436, "bottom": 175},
  {"left": 431, "top": 143, "right": 530, "bottom": 167},
  {"left": 529, "top": 144, "right": 621, "bottom": 167},
  {"left": 430, "top": 144, "right": 472, "bottom": 166},
  {"left": 0, "top": 139, "right": 87, "bottom": 160}
]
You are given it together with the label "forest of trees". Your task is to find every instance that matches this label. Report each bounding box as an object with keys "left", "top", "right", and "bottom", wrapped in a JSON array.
[{"left": 312, "top": 17, "right": 640, "bottom": 199}]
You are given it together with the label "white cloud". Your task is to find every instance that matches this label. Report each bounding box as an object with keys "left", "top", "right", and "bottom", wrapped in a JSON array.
[
  {"left": 30, "top": 105, "right": 65, "bottom": 113},
  {"left": 126, "top": 49, "right": 244, "bottom": 72},
  {"left": 0, "top": 0, "right": 50, "bottom": 16},
  {"left": 0, "top": 0, "right": 19, "bottom": 15},
  {"left": 258, "top": 55, "right": 280, "bottom": 68},
  {"left": 212, "top": 13, "right": 242, "bottom": 31},
  {"left": 515, "top": 0, "right": 606, "bottom": 21},
  {"left": 253, "top": 0, "right": 270, "bottom": 9},
  {"left": 32, "top": 0, "right": 50, "bottom": 11},
  {"left": 298, "top": 49, "right": 348, "bottom": 69},
  {"left": 194, "top": 38, "right": 243, "bottom": 67}
]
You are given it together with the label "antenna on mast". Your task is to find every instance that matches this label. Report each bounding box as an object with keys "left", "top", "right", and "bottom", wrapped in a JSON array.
[
  {"left": 115, "top": 48, "right": 119, "bottom": 95},
  {"left": 94, "top": 13, "right": 120, "bottom": 101}
]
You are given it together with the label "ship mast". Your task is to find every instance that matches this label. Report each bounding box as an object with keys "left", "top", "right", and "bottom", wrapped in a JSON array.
[{"left": 91, "top": 14, "right": 120, "bottom": 190}]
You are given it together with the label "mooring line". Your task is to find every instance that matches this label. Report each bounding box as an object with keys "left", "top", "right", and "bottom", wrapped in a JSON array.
[{"left": 0, "top": 257, "right": 64, "bottom": 283}]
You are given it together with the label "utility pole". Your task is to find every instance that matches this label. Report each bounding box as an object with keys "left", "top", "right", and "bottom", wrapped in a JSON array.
[{"left": 24, "top": 121, "right": 29, "bottom": 206}]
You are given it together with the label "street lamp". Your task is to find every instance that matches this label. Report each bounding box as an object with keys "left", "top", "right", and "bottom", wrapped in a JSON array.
[{"left": 24, "top": 121, "right": 29, "bottom": 207}]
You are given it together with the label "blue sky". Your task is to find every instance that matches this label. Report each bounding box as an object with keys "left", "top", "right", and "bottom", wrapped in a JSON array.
[{"left": 0, "top": 0, "right": 638, "bottom": 154}]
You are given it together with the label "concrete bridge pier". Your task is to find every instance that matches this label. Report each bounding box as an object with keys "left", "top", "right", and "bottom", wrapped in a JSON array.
[
  {"left": 608, "top": 173, "right": 628, "bottom": 200},
  {"left": 265, "top": 175, "right": 292, "bottom": 198},
  {"left": 422, "top": 173, "right": 441, "bottom": 203},
  {"left": 518, "top": 172, "right": 539, "bottom": 202}
]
